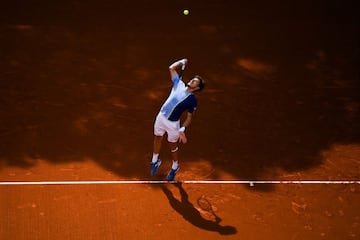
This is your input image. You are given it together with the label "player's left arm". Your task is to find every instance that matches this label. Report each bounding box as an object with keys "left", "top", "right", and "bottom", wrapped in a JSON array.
[
  {"left": 169, "top": 58, "right": 188, "bottom": 80},
  {"left": 182, "top": 112, "right": 193, "bottom": 128},
  {"left": 179, "top": 112, "right": 193, "bottom": 144}
]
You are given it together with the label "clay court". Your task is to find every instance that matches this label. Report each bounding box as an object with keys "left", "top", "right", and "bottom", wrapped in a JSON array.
[{"left": 1, "top": 1, "right": 359, "bottom": 239}]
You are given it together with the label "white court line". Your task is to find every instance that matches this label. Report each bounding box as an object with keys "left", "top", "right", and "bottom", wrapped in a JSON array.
[{"left": 0, "top": 180, "right": 359, "bottom": 185}]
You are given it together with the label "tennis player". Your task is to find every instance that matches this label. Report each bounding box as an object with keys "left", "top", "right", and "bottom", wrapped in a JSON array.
[{"left": 150, "top": 58, "right": 204, "bottom": 180}]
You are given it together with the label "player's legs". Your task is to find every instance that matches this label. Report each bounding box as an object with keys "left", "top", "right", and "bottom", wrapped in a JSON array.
[
  {"left": 167, "top": 140, "right": 180, "bottom": 181},
  {"left": 167, "top": 139, "right": 180, "bottom": 181},
  {"left": 153, "top": 113, "right": 166, "bottom": 159},
  {"left": 166, "top": 120, "right": 180, "bottom": 164},
  {"left": 150, "top": 135, "right": 163, "bottom": 176},
  {"left": 152, "top": 113, "right": 180, "bottom": 180},
  {"left": 168, "top": 141, "right": 179, "bottom": 164},
  {"left": 153, "top": 135, "right": 163, "bottom": 155},
  {"left": 151, "top": 114, "right": 165, "bottom": 175}
]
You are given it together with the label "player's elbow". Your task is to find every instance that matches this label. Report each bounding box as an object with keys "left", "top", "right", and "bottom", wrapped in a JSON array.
[{"left": 169, "top": 66, "right": 178, "bottom": 75}]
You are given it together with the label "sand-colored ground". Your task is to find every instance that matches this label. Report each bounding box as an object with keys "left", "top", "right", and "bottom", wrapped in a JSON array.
[{"left": 1, "top": 1, "right": 359, "bottom": 239}]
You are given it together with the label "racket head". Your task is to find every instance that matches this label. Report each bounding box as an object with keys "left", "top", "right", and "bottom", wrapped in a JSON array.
[{"left": 197, "top": 195, "right": 213, "bottom": 212}]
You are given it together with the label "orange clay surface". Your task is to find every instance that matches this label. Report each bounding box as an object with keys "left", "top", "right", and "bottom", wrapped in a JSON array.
[{"left": 1, "top": 1, "right": 359, "bottom": 239}]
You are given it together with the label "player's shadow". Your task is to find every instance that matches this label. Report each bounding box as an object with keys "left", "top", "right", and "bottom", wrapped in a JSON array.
[{"left": 161, "top": 183, "right": 237, "bottom": 235}]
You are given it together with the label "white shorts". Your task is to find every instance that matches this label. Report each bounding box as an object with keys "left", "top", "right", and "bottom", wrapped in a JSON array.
[{"left": 154, "top": 112, "right": 180, "bottom": 143}]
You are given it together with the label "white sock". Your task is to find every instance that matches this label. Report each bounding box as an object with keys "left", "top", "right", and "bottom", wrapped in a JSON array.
[
  {"left": 152, "top": 153, "right": 159, "bottom": 163},
  {"left": 172, "top": 160, "right": 179, "bottom": 170}
]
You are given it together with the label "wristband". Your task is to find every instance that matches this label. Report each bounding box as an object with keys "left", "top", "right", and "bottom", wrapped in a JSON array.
[
  {"left": 179, "top": 59, "right": 186, "bottom": 70},
  {"left": 179, "top": 126, "right": 186, "bottom": 132}
]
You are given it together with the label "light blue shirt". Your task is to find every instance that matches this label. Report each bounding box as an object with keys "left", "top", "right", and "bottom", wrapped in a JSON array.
[{"left": 160, "top": 75, "right": 197, "bottom": 121}]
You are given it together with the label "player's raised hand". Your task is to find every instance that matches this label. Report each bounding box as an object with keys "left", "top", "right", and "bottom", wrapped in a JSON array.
[{"left": 180, "top": 58, "right": 188, "bottom": 70}]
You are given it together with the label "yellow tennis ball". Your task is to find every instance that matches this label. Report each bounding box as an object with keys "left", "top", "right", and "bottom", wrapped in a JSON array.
[{"left": 183, "top": 9, "right": 189, "bottom": 15}]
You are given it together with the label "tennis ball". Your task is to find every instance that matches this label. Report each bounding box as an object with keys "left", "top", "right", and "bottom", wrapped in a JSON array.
[{"left": 183, "top": 9, "right": 189, "bottom": 15}]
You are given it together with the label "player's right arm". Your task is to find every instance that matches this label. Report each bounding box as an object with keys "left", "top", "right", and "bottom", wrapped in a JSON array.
[{"left": 169, "top": 58, "right": 188, "bottom": 80}]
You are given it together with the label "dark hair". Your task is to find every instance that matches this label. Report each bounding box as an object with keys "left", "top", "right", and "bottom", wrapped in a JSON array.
[{"left": 194, "top": 75, "right": 205, "bottom": 92}]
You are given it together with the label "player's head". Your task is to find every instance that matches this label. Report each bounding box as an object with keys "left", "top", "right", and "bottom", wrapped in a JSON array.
[{"left": 187, "top": 75, "right": 205, "bottom": 92}]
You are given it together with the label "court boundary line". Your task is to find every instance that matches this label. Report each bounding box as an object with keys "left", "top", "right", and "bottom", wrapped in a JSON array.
[{"left": 0, "top": 180, "right": 359, "bottom": 185}]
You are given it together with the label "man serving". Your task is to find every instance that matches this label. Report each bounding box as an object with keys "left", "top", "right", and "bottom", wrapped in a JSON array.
[{"left": 150, "top": 58, "right": 205, "bottom": 181}]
